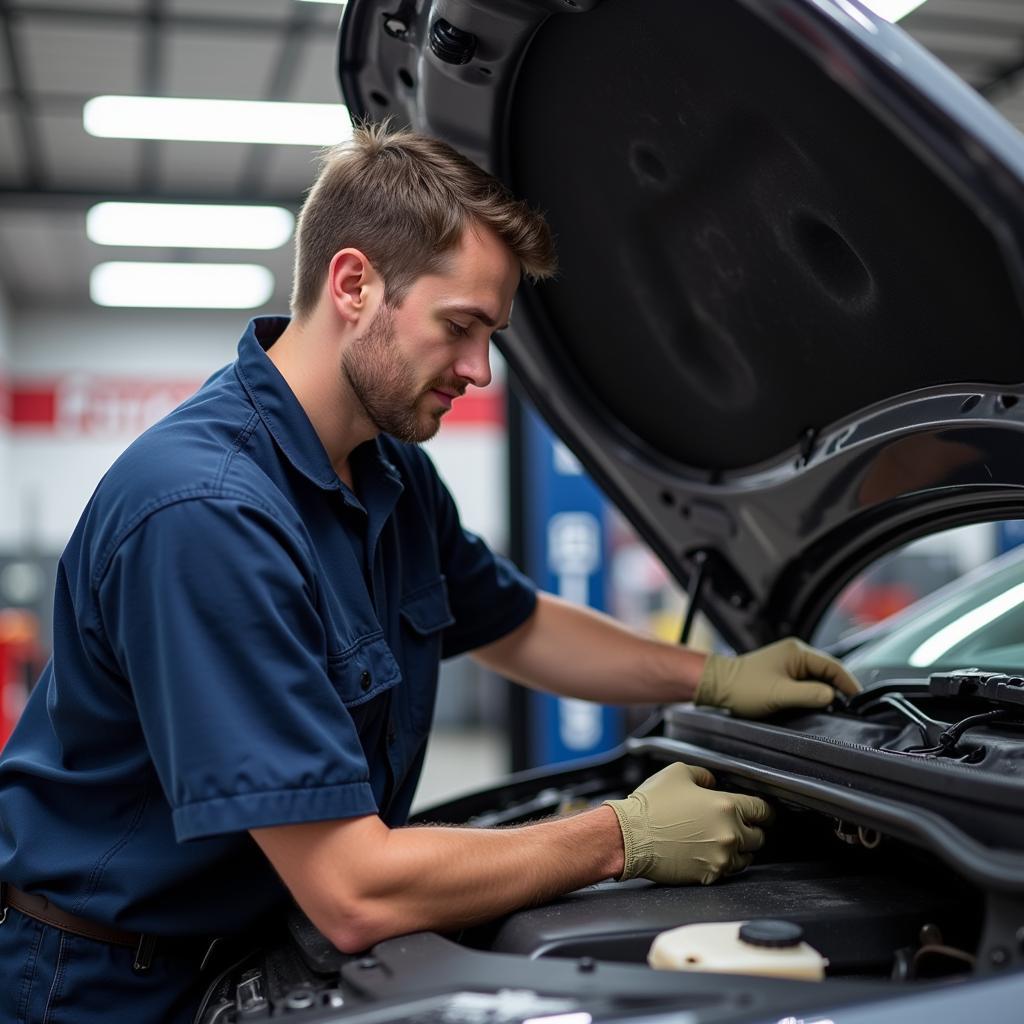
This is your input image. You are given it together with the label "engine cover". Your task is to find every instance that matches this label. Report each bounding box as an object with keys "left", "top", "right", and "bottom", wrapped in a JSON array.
[{"left": 467, "top": 859, "right": 976, "bottom": 974}]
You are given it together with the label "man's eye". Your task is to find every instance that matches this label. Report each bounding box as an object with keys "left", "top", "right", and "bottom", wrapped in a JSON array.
[{"left": 448, "top": 321, "right": 469, "bottom": 337}]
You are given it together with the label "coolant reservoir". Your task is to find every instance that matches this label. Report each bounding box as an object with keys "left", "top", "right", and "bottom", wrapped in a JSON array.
[{"left": 648, "top": 919, "right": 828, "bottom": 980}]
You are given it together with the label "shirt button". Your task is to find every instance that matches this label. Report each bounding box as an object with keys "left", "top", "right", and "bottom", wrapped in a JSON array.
[{"left": 360, "top": 670, "right": 372, "bottom": 692}]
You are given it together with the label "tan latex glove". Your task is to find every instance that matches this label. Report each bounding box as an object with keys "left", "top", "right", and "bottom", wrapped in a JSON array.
[
  {"left": 695, "top": 637, "right": 861, "bottom": 719},
  {"left": 603, "top": 762, "right": 773, "bottom": 885}
]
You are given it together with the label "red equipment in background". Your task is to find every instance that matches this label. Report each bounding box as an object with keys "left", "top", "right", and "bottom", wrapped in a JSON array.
[{"left": 0, "top": 609, "right": 41, "bottom": 749}]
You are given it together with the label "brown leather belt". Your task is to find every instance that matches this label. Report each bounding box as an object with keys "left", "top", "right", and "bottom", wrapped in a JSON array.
[
  {"left": 3, "top": 883, "right": 142, "bottom": 947},
  {"left": 0, "top": 883, "right": 215, "bottom": 971}
]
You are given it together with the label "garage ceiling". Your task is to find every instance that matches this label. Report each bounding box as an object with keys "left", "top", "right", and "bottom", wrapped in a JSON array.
[{"left": 0, "top": 0, "right": 1022, "bottom": 313}]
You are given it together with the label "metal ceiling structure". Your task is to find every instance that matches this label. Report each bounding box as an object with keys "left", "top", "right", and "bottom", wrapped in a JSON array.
[
  {"left": 0, "top": 0, "right": 1021, "bottom": 312},
  {"left": 0, "top": 0, "right": 344, "bottom": 310}
]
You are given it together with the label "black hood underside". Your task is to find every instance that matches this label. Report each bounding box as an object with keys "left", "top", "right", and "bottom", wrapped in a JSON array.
[
  {"left": 507, "top": 0, "right": 1024, "bottom": 472},
  {"left": 340, "top": 0, "right": 1024, "bottom": 647}
]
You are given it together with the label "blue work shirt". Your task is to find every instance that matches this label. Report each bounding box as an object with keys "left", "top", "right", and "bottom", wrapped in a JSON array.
[{"left": 0, "top": 316, "right": 536, "bottom": 938}]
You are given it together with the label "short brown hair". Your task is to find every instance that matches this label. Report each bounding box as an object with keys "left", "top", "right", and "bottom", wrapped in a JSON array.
[{"left": 290, "top": 121, "right": 557, "bottom": 318}]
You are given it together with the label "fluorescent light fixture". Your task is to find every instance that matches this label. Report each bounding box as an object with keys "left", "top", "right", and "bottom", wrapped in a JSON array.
[
  {"left": 87, "top": 202, "right": 294, "bottom": 250},
  {"left": 84, "top": 96, "right": 352, "bottom": 146},
  {"left": 90, "top": 262, "right": 274, "bottom": 309},
  {"left": 523, "top": 1015, "right": 592, "bottom": 1024},
  {"left": 298, "top": 0, "right": 346, "bottom": 4},
  {"left": 909, "top": 579, "right": 1024, "bottom": 667},
  {"left": 860, "top": 0, "right": 928, "bottom": 21}
]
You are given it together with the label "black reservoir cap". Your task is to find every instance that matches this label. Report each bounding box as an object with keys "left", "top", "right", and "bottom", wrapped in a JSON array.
[
  {"left": 429, "top": 19, "right": 476, "bottom": 65},
  {"left": 738, "top": 919, "right": 804, "bottom": 948}
]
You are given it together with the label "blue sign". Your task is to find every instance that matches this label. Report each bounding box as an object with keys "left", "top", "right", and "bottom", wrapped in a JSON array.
[
  {"left": 996, "top": 520, "right": 1024, "bottom": 554},
  {"left": 520, "top": 406, "right": 624, "bottom": 766}
]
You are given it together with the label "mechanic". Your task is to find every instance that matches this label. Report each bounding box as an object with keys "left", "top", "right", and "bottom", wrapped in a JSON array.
[{"left": 0, "top": 124, "right": 860, "bottom": 1022}]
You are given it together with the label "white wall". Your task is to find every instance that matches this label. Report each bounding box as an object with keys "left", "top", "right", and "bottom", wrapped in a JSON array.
[
  {"left": 424, "top": 427, "right": 508, "bottom": 553},
  {"left": 0, "top": 287, "right": 14, "bottom": 548},
  {"left": 7, "top": 309, "right": 241, "bottom": 551},
  {"left": 11, "top": 308, "right": 241, "bottom": 376},
  {"left": 0, "top": 287, "right": 10, "bottom": 361},
  {"left": 5, "top": 310, "right": 509, "bottom": 554}
]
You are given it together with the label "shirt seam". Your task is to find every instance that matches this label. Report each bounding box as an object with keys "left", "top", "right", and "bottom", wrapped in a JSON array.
[
  {"left": 175, "top": 780, "right": 373, "bottom": 814},
  {"left": 401, "top": 575, "right": 448, "bottom": 602},
  {"left": 72, "top": 784, "right": 151, "bottom": 918},
  {"left": 88, "top": 489, "right": 317, "bottom": 649},
  {"left": 214, "top": 409, "right": 260, "bottom": 491},
  {"left": 91, "top": 487, "right": 307, "bottom": 592},
  {"left": 326, "top": 630, "right": 389, "bottom": 662}
]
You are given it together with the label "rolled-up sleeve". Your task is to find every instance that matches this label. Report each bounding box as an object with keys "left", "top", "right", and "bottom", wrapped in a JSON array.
[{"left": 94, "top": 494, "right": 378, "bottom": 841}]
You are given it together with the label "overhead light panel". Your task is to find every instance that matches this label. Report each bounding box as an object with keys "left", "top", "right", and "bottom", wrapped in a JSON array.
[
  {"left": 90, "top": 262, "right": 275, "bottom": 309},
  {"left": 859, "top": 0, "right": 928, "bottom": 21},
  {"left": 84, "top": 96, "right": 352, "bottom": 146},
  {"left": 87, "top": 203, "right": 295, "bottom": 250}
]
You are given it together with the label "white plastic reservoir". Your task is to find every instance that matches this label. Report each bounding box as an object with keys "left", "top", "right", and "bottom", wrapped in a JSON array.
[{"left": 648, "top": 919, "right": 828, "bottom": 981}]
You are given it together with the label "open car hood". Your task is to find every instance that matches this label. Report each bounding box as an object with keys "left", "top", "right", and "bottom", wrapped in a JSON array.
[{"left": 338, "top": 0, "right": 1024, "bottom": 649}]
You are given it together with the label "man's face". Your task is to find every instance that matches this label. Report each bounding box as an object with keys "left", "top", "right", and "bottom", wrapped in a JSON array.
[{"left": 341, "top": 223, "right": 519, "bottom": 444}]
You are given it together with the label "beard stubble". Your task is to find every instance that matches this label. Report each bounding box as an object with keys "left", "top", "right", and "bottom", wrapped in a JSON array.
[{"left": 341, "top": 303, "right": 447, "bottom": 444}]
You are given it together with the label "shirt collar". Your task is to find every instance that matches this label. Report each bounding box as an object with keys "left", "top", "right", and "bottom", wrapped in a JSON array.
[
  {"left": 234, "top": 316, "right": 404, "bottom": 496},
  {"left": 235, "top": 316, "right": 339, "bottom": 491}
]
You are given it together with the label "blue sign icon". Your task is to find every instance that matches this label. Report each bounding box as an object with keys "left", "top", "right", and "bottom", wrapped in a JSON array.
[{"left": 520, "top": 407, "right": 623, "bottom": 766}]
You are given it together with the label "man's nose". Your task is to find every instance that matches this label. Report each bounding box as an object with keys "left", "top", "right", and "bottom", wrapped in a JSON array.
[{"left": 454, "top": 339, "right": 492, "bottom": 389}]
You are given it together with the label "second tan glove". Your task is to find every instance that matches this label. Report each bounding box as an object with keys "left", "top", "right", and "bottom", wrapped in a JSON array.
[
  {"left": 696, "top": 637, "right": 862, "bottom": 719},
  {"left": 603, "top": 762, "right": 773, "bottom": 885}
]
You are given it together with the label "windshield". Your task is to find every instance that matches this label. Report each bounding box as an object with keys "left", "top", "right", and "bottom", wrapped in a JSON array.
[{"left": 845, "top": 544, "right": 1024, "bottom": 683}]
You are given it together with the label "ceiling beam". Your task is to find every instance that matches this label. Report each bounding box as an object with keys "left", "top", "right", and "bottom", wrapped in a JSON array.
[
  {"left": 0, "top": 2, "right": 46, "bottom": 189},
  {"left": 5, "top": 3, "right": 296, "bottom": 36},
  {"left": 237, "top": 3, "right": 323, "bottom": 197},
  {"left": 0, "top": 188, "right": 301, "bottom": 211},
  {"left": 138, "top": 0, "right": 165, "bottom": 192}
]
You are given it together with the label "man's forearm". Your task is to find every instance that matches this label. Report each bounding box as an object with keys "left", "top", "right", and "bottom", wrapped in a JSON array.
[
  {"left": 252, "top": 805, "right": 625, "bottom": 953},
  {"left": 471, "top": 592, "right": 706, "bottom": 705}
]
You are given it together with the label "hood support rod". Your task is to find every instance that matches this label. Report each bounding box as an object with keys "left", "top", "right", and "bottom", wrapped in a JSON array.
[{"left": 680, "top": 550, "right": 709, "bottom": 645}]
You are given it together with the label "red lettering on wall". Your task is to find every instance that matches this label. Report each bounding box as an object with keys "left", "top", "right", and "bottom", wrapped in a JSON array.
[{"left": 8, "top": 378, "right": 504, "bottom": 433}]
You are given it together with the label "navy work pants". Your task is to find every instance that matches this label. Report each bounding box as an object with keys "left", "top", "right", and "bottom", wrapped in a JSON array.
[{"left": 0, "top": 907, "right": 203, "bottom": 1023}]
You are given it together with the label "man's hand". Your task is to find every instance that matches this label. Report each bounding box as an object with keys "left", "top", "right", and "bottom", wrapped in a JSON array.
[
  {"left": 696, "top": 637, "right": 861, "bottom": 719},
  {"left": 603, "top": 762, "right": 772, "bottom": 885}
]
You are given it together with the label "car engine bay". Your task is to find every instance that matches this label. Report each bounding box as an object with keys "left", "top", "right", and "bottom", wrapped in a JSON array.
[{"left": 196, "top": 676, "right": 1024, "bottom": 1023}]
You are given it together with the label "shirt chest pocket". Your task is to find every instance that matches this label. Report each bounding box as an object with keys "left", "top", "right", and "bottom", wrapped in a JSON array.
[
  {"left": 398, "top": 577, "right": 456, "bottom": 733},
  {"left": 399, "top": 577, "right": 456, "bottom": 641},
  {"left": 326, "top": 635, "right": 403, "bottom": 709}
]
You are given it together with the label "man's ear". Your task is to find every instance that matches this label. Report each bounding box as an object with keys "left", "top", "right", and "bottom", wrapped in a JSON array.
[{"left": 327, "top": 248, "right": 380, "bottom": 324}]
